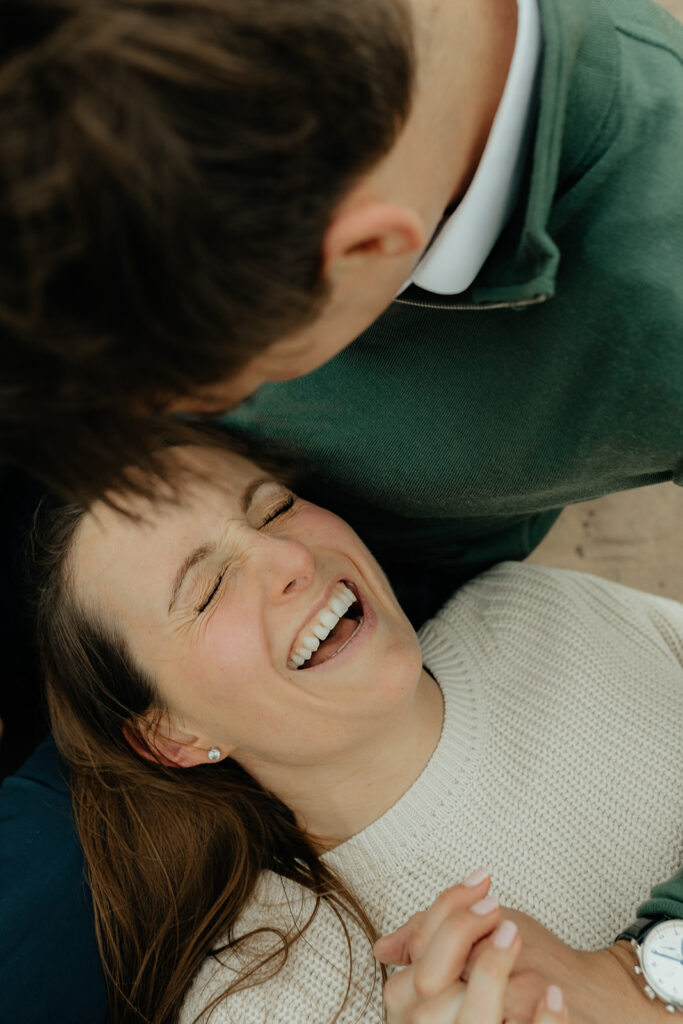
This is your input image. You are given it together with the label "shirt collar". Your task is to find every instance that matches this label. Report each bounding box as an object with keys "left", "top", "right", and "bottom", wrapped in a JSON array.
[{"left": 402, "top": 0, "right": 543, "bottom": 297}]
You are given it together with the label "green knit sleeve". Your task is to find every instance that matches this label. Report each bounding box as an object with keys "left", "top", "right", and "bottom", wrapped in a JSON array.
[{"left": 638, "top": 867, "right": 683, "bottom": 921}]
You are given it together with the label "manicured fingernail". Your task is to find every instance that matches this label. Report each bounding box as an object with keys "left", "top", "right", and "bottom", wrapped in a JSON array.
[
  {"left": 471, "top": 895, "right": 499, "bottom": 915},
  {"left": 547, "top": 985, "right": 563, "bottom": 1012},
  {"left": 464, "top": 867, "right": 489, "bottom": 887},
  {"left": 493, "top": 920, "right": 518, "bottom": 948}
]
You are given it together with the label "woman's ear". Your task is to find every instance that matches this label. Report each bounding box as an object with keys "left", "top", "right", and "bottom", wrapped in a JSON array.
[{"left": 122, "top": 713, "right": 221, "bottom": 769}]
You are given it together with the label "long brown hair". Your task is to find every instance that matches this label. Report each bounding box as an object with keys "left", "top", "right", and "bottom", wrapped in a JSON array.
[
  {"left": 1, "top": 0, "right": 414, "bottom": 505},
  {"left": 32, "top": 488, "right": 384, "bottom": 1023}
]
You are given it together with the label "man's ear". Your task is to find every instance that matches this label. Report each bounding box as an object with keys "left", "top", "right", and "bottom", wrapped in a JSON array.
[
  {"left": 322, "top": 200, "right": 426, "bottom": 275},
  {"left": 122, "top": 713, "right": 222, "bottom": 769}
]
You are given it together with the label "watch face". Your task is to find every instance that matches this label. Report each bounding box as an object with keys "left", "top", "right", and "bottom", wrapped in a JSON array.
[{"left": 642, "top": 919, "right": 683, "bottom": 1006}]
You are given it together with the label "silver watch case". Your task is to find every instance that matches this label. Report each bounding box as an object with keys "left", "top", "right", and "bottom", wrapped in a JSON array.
[{"left": 631, "top": 919, "right": 683, "bottom": 1014}]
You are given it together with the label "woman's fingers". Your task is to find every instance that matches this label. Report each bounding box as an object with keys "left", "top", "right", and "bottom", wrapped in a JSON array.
[
  {"left": 378, "top": 878, "right": 571, "bottom": 1024},
  {"left": 531, "top": 985, "right": 569, "bottom": 1024},
  {"left": 410, "top": 895, "right": 501, "bottom": 998},
  {"left": 455, "top": 919, "right": 520, "bottom": 1024},
  {"left": 374, "top": 911, "right": 429, "bottom": 966},
  {"left": 383, "top": 898, "right": 502, "bottom": 1022},
  {"left": 404, "top": 981, "right": 467, "bottom": 1024},
  {"left": 374, "top": 868, "right": 492, "bottom": 965}
]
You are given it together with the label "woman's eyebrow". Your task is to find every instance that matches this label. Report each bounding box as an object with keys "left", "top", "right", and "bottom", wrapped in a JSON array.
[{"left": 168, "top": 542, "right": 215, "bottom": 614}]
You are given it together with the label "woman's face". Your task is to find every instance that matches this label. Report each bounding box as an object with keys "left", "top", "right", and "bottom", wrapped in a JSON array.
[{"left": 72, "top": 446, "right": 423, "bottom": 774}]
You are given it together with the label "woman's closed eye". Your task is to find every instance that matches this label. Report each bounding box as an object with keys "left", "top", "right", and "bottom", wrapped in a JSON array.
[
  {"left": 197, "top": 571, "right": 225, "bottom": 614},
  {"left": 260, "top": 493, "right": 295, "bottom": 527},
  {"left": 197, "top": 493, "right": 297, "bottom": 614}
]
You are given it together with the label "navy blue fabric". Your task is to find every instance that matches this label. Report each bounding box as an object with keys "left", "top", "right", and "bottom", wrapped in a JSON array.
[{"left": 0, "top": 736, "right": 106, "bottom": 1024}]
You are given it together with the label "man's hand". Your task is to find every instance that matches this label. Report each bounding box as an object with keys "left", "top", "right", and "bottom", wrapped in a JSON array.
[{"left": 471, "top": 907, "right": 672, "bottom": 1024}]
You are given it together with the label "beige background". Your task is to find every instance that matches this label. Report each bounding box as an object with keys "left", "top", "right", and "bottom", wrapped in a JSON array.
[
  {"left": 526, "top": 0, "right": 683, "bottom": 600},
  {"left": 528, "top": 483, "right": 683, "bottom": 600}
]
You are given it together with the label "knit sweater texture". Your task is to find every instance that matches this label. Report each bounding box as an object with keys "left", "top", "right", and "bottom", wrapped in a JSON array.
[{"left": 181, "top": 564, "right": 683, "bottom": 1024}]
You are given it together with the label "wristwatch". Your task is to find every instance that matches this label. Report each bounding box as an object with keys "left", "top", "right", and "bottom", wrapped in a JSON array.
[{"left": 617, "top": 918, "right": 683, "bottom": 1013}]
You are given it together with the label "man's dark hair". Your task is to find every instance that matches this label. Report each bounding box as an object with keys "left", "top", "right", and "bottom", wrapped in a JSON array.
[{"left": 0, "top": 0, "right": 414, "bottom": 502}]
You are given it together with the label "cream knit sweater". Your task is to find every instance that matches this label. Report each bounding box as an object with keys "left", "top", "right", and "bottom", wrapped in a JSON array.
[{"left": 181, "top": 564, "right": 683, "bottom": 1024}]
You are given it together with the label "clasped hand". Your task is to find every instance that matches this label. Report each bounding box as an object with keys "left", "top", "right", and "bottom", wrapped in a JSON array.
[{"left": 373, "top": 871, "right": 567, "bottom": 1024}]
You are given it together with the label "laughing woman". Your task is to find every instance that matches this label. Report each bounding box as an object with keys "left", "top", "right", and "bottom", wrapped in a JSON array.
[{"left": 33, "top": 440, "right": 683, "bottom": 1024}]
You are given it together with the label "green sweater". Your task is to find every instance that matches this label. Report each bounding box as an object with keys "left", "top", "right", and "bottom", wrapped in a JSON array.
[{"left": 224, "top": 0, "right": 683, "bottom": 923}]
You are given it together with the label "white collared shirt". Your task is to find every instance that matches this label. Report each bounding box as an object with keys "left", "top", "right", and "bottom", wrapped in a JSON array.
[{"left": 402, "top": 0, "right": 542, "bottom": 296}]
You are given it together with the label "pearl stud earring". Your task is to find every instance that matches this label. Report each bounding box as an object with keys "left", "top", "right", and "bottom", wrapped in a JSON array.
[{"left": 207, "top": 747, "right": 221, "bottom": 762}]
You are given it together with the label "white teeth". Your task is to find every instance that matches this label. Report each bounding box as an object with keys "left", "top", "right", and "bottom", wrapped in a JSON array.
[
  {"left": 329, "top": 595, "right": 348, "bottom": 617},
  {"left": 288, "top": 582, "right": 360, "bottom": 669},
  {"left": 319, "top": 609, "right": 340, "bottom": 630}
]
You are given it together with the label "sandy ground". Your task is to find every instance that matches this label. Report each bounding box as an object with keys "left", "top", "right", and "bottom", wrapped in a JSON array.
[
  {"left": 527, "top": 0, "right": 683, "bottom": 600},
  {"left": 528, "top": 483, "right": 683, "bottom": 600}
]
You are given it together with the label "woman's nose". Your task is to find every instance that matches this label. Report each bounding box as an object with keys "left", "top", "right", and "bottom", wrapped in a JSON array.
[{"left": 256, "top": 535, "right": 315, "bottom": 598}]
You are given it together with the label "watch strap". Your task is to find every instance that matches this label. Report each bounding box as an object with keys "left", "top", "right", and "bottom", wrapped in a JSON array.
[{"left": 616, "top": 917, "right": 663, "bottom": 945}]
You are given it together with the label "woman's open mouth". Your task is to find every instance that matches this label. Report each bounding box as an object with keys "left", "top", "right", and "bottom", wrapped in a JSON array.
[{"left": 287, "top": 581, "right": 365, "bottom": 670}]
